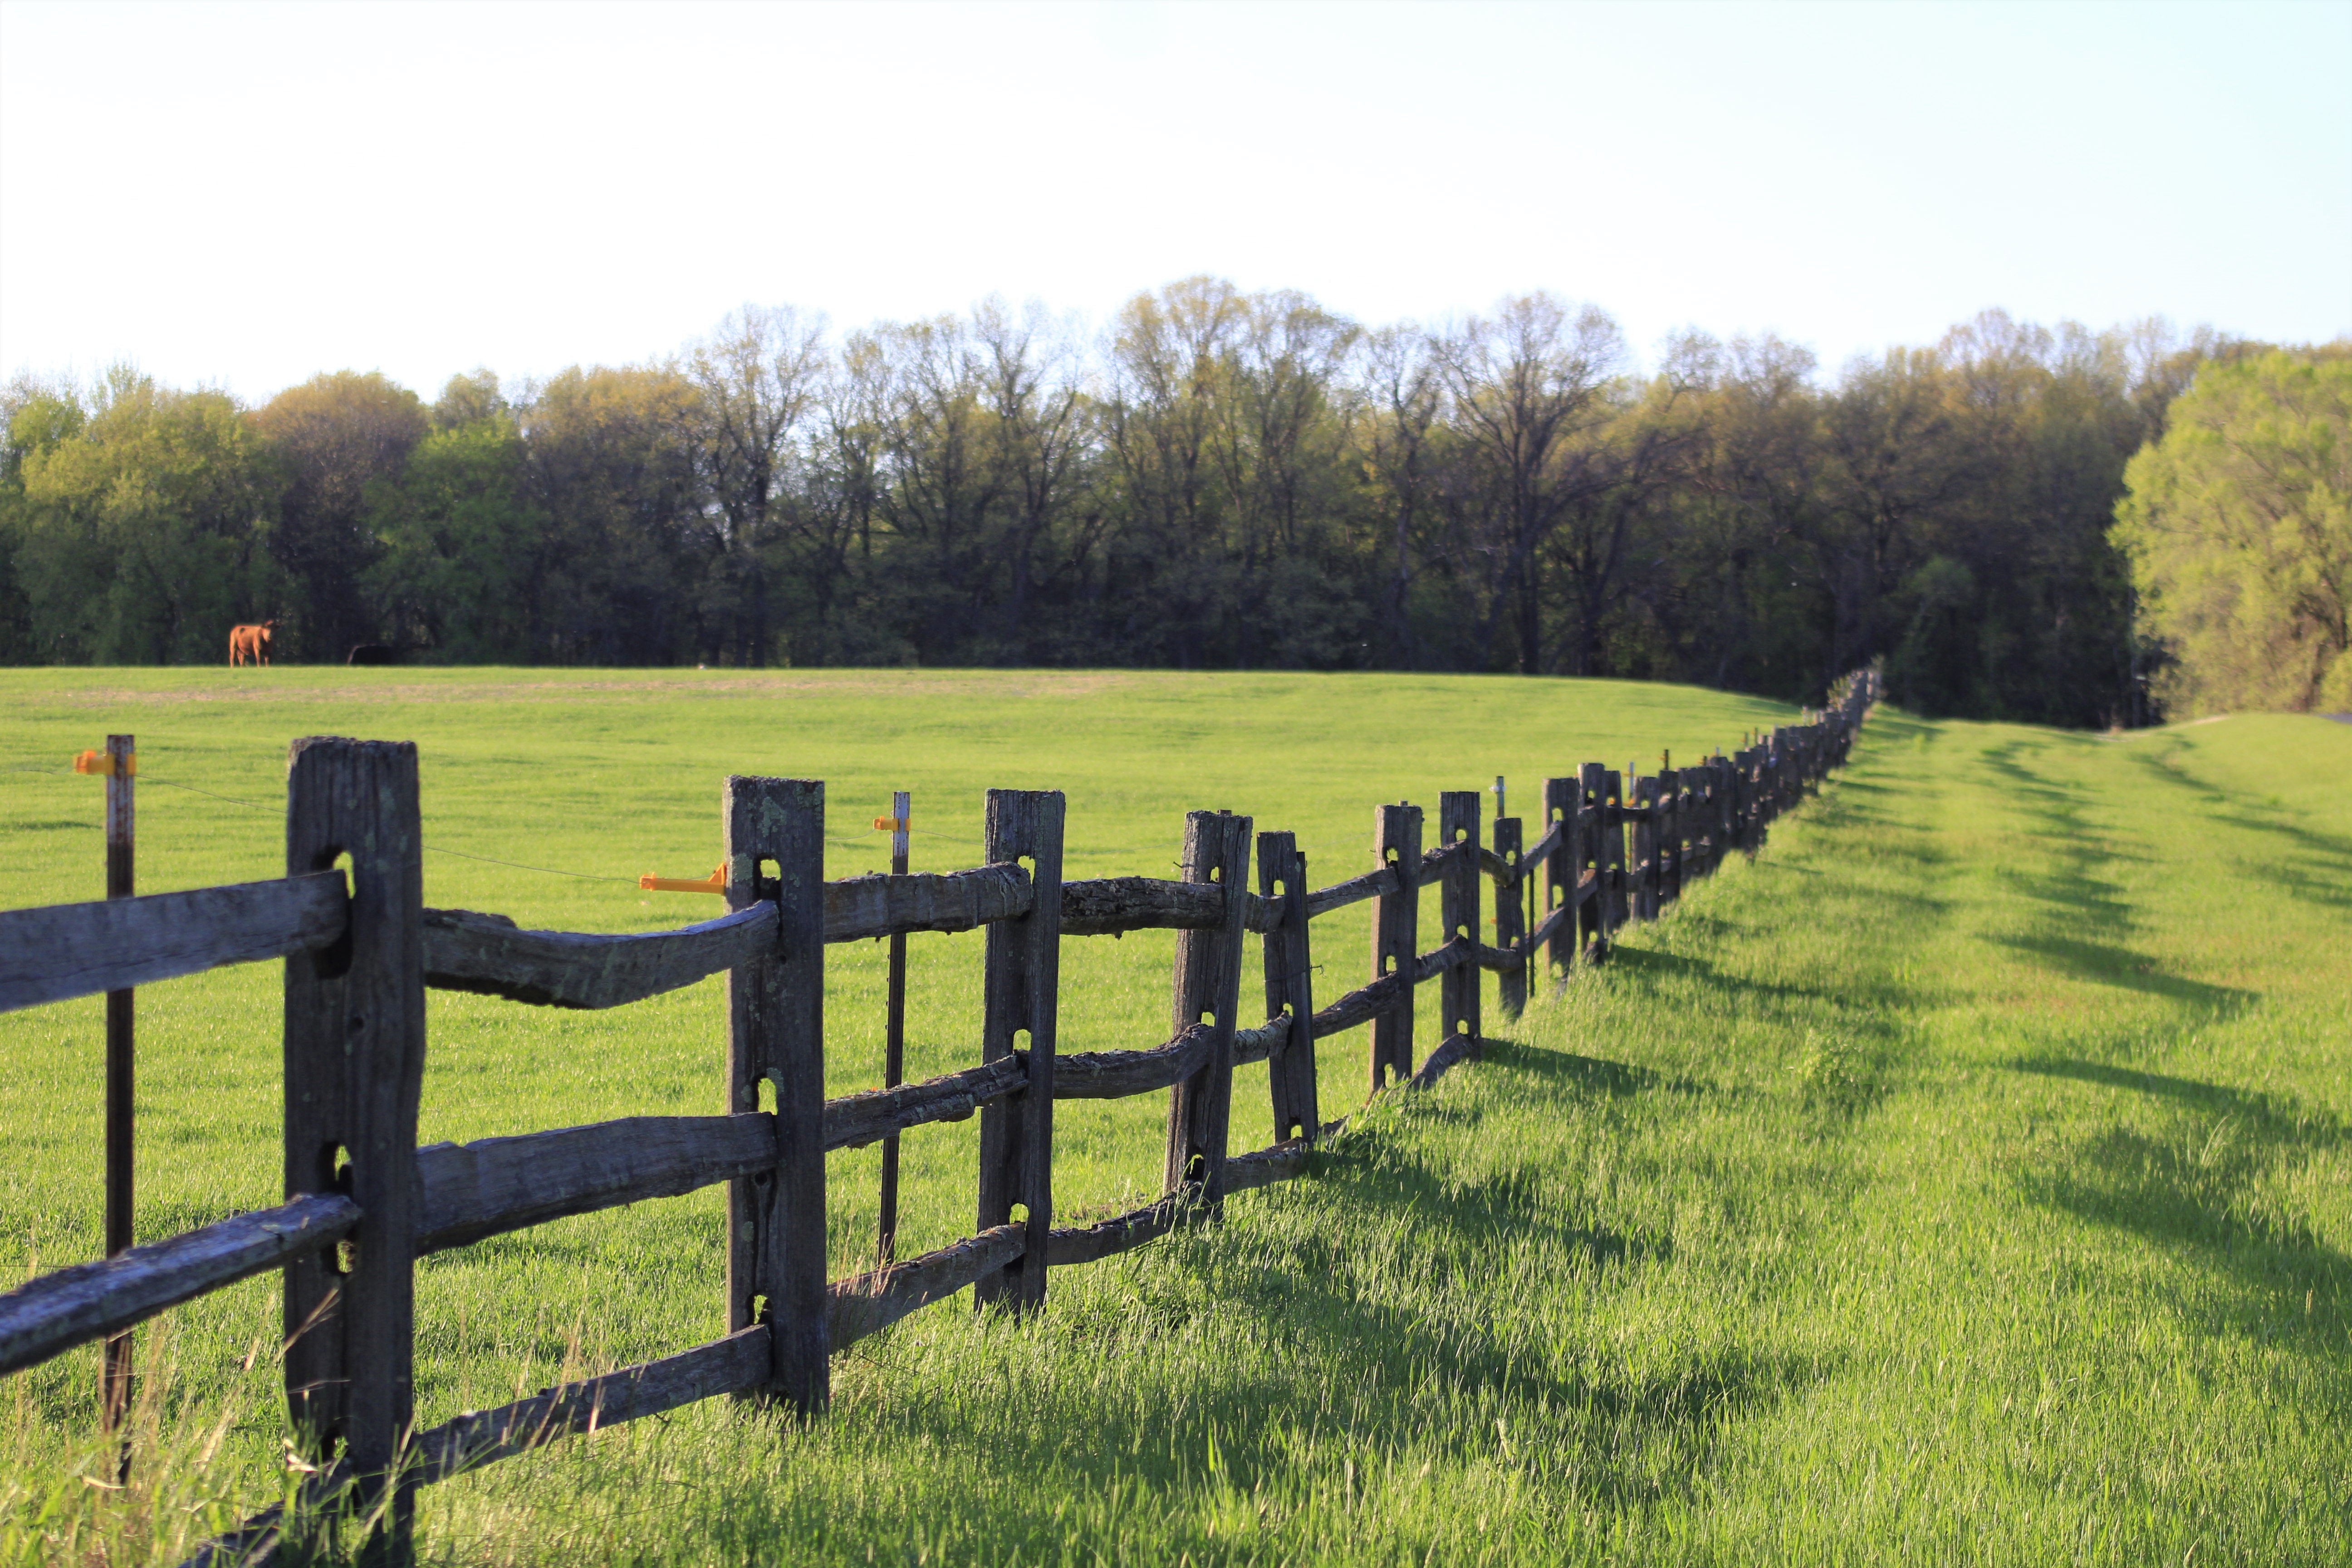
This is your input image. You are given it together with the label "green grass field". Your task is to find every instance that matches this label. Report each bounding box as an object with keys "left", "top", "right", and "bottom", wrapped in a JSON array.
[{"left": 3, "top": 670, "right": 2348, "bottom": 1565}]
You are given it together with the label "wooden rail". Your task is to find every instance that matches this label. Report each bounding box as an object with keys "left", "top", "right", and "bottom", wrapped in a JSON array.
[
  {"left": 0, "top": 872, "right": 347, "bottom": 1013},
  {"left": 0, "top": 667, "right": 1881, "bottom": 1568}
]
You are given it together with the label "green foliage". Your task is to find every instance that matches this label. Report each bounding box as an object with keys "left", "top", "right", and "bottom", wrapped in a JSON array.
[
  {"left": 2113, "top": 348, "right": 2352, "bottom": 715},
  {"left": 0, "top": 299, "right": 2281, "bottom": 730},
  {"left": 1, "top": 671, "right": 2347, "bottom": 1563},
  {"left": 5, "top": 370, "right": 283, "bottom": 664}
]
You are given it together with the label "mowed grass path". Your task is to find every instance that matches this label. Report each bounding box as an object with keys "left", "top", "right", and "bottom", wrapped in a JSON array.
[{"left": 4, "top": 671, "right": 2349, "bottom": 1563}]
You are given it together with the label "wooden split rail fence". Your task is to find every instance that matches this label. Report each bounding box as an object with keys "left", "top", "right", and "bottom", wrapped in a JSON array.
[{"left": 0, "top": 670, "right": 1877, "bottom": 1562}]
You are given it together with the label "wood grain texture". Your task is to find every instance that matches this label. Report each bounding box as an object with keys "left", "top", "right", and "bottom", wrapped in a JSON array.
[
  {"left": 975, "top": 789, "right": 1062, "bottom": 1312},
  {"left": 1224, "top": 1138, "right": 1311, "bottom": 1194},
  {"left": 1473, "top": 902, "right": 1572, "bottom": 972},
  {"left": 1302, "top": 864, "right": 1400, "bottom": 919},
  {"left": 0, "top": 1195, "right": 358, "bottom": 1377},
  {"left": 1057, "top": 1025, "right": 1212, "bottom": 1099},
  {"left": 1163, "top": 812, "right": 1252, "bottom": 1204},
  {"left": 824, "top": 1056, "right": 1028, "bottom": 1149},
  {"left": 279, "top": 736, "right": 427, "bottom": 1541},
  {"left": 420, "top": 902, "right": 775, "bottom": 1010},
  {"left": 1057, "top": 875, "right": 1221, "bottom": 936},
  {"left": 0, "top": 872, "right": 346, "bottom": 1016},
  {"left": 414, "top": 1116, "right": 777, "bottom": 1254},
  {"left": 1492, "top": 816, "right": 1525, "bottom": 1018},
  {"left": 1310, "top": 936, "right": 1470, "bottom": 1040},
  {"left": 1545, "top": 776, "right": 1580, "bottom": 979},
  {"left": 1438, "top": 791, "right": 1481, "bottom": 1058},
  {"left": 827, "top": 863, "right": 1033, "bottom": 943},
  {"left": 1407, "top": 1031, "right": 1478, "bottom": 1092},
  {"left": 1257, "top": 830, "right": 1318, "bottom": 1142},
  {"left": 1369, "top": 804, "right": 1421, "bottom": 1089},
  {"left": 1045, "top": 1194, "right": 1196, "bottom": 1267},
  {"left": 1230, "top": 1015, "right": 1293, "bottom": 1068},
  {"left": 412, "top": 1326, "right": 772, "bottom": 1484},
  {"left": 724, "top": 775, "right": 827, "bottom": 1414},
  {"left": 830, "top": 1224, "right": 1024, "bottom": 1348}
]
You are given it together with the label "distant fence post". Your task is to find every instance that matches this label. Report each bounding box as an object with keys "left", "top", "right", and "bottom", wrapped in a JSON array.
[
  {"left": 1658, "top": 768, "right": 1681, "bottom": 906},
  {"left": 1165, "top": 812, "right": 1252, "bottom": 1207},
  {"left": 1257, "top": 830, "right": 1318, "bottom": 1142},
  {"left": 1543, "top": 775, "right": 1580, "bottom": 978},
  {"left": 1369, "top": 803, "right": 1421, "bottom": 1089},
  {"left": 1492, "top": 813, "right": 1525, "bottom": 1019},
  {"left": 1601, "top": 769, "right": 1627, "bottom": 936},
  {"left": 282, "top": 737, "right": 426, "bottom": 1557},
  {"left": 1632, "top": 773, "right": 1659, "bottom": 923},
  {"left": 1439, "top": 791, "right": 1481, "bottom": 1057},
  {"left": 977, "top": 789, "right": 1063, "bottom": 1312},
  {"left": 724, "top": 775, "right": 827, "bottom": 1415},
  {"left": 1711, "top": 756, "right": 1733, "bottom": 874}
]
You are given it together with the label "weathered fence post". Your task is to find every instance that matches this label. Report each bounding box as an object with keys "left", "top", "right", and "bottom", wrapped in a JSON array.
[
  {"left": 1543, "top": 776, "right": 1580, "bottom": 978},
  {"left": 1257, "top": 830, "right": 1318, "bottom": 1142},
  {"left": 1724, "top": 750, "right": 1742, "bottom": 855},
  {"left": 724, "top": 776, "right": 826, "bottom": 1414},
  {"left": 1600, "top": 769, "right": 1627, "bottom": 936},
  {"left": 282, "top": 737, "right": 426, "bottom": 1557},
  {"left": 1658, "top": 768, "right": 1681, "bottom": 906},
  {"left": 1631, "top": 773, "right": 1660, "bottom": 923},
  {"left": 101, "top": 732, "right": 135, "bottom": 1442},
  {"left": 1369, "top": 803, "right": 1421, "bottom": 1089},
  {"left": 977, "top": 789, "right": 1063, "bottom": 1312},
  {"left": 1492, "top": 813, "right": 1525, "bottom": 1019},
  {"left": 1438, "top": 791, "right": 1481, "bottom": 1058},
  {"left": 1165, "top": 812, "right": 1251, "bottom": 1207}
]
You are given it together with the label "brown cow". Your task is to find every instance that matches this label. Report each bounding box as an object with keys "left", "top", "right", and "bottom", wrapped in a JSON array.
[{"left": 228, "top": 621, "right": 274, "bottom": 666}]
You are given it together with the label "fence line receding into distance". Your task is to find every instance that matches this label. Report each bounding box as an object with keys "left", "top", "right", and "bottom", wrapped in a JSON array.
[{"left": 0, "top": 670, "right": 1878, "bottom": 1565}]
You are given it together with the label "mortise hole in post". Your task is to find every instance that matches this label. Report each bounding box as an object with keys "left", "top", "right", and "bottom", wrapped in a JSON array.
[
  {"left": 1198, "top": 1010, "right": 1215, "bottom": 1026},
  {"left": 757, "top": 1076, "right": 778, "bottom": 1114},
  {"left": 1381, "top": 955, "right": 1396, "bottom": 975},
  {"left": 308, "top": 850, "right": 356, "bottom": 978},
  {"left": 750, "top": 1293, "right": 769, "bottom": 1324},
  {"left": 1209, "top": 865, "right": 1223, "bottom": 883},
  {"left": 1009, "top": 1203, "right": 1029, "bottom": 1225}
]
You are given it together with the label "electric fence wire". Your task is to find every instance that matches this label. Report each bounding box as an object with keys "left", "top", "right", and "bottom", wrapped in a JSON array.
[{"left": 10, "top": 760, "right": 977, "bottom": 881}]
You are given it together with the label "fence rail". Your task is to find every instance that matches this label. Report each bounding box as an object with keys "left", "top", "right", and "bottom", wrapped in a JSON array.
[{"left": 0, "top": 670, "right": 1878, "bottom": 1565}]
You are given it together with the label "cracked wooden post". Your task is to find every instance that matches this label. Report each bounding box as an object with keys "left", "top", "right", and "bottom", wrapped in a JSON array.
[
  {"left": 1438, "top": 791, "right": 1481, "bottom": 1057},
  {"left": 1165, "top": 811, "right": 1251, "bottom": 1207},
  {"left": 1258, "top": 830, "right": 1318, "bottom": 1142},
  {"left": 724, "top": 776, "right": 826, "bottom": 1415},
  {"left": 976, "top": 789, "right": 1063, "bottom": 1312},
  {"left": 1368, "top": 803, "right": 1421, "bottom": 1089},
  {"left": 282, "top": 737, "right": 426, "bottom": 1562}
]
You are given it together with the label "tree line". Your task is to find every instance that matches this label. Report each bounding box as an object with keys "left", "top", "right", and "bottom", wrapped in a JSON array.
[{"left": 0, "top": 279, "right": 2307, "bottom": 723}]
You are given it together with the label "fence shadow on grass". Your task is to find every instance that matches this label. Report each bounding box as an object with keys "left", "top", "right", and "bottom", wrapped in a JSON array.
[
  {"left": 833, "top": 1115, "right": 1826, "bottom": 1539},
  {"left": 1987, "top": 933, "right": 2256, "bottom": 1014},
  {"left": 2011, "top": 1056, "right": 2349, "bottom": 1348}
]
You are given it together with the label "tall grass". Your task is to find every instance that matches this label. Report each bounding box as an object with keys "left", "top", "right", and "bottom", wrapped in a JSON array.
[{"left": 3, "top": 671, "right": 2347, "bottom": 1563}]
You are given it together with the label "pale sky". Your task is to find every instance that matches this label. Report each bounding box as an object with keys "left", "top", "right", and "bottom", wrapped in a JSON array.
[{"left": 2, "top": 0, "right": 2346, "bottom": 402}]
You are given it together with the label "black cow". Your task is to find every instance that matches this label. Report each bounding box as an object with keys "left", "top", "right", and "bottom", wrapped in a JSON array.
[{"left": 346, "top": 644, "right": 400, "bottom": 666}]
